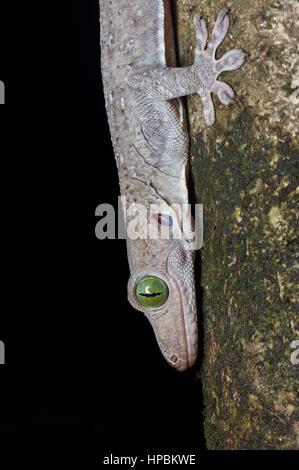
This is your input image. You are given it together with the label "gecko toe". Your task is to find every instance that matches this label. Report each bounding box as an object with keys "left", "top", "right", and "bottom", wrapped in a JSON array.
[
  {"left": 200, "top": 92, "right": 216, "bottom": 126},
  {"left": 194, "top": 14, "right": 208, "bottom": 52},
  {"left": 216, "top": 48, "right": 246, "bottom": 73},
  {"left": 212, "top": 80, "right": 235, "bottom": 105},
  {"left": 207, "top": 7, "right": 230, "bottom": 54}
]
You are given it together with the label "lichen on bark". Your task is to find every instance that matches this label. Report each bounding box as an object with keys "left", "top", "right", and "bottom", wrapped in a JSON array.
[{"left": 175, "top": 0, "right": 299, "bottom": 449}]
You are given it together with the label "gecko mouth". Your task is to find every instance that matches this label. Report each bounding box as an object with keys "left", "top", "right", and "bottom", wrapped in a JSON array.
[
  {"left": 166, "top": 274, "right": 197, "bottom": 371},
  {"left": 164, "top": 247, "right": 198, "bottom": 372}
]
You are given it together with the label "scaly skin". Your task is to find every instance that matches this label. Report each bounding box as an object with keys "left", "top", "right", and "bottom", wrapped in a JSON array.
[{"left": 100, "top": 1, "right": 245, "bottom": 371}]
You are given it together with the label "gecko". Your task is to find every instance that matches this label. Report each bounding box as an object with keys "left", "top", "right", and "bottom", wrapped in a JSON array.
[{"left": 99, "top": 1, "right": 245, "bottom": 371}]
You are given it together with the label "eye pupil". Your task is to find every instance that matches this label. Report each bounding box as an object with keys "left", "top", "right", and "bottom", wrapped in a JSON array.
[
  {"left": 135, "top": 276, "right": 169, "bottom": 309},
  {"left": 140, "top": 292, "right": 162, "bottom": 298}
]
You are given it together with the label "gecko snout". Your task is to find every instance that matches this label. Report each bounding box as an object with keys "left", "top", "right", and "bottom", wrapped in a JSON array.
[{"left": 127, "top": 268, "right": 197, "bottom": 372}]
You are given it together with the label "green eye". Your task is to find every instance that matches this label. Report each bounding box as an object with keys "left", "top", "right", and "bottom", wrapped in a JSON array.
[{"left": 135, "top": 276, "right": 169, "bottom": 309}]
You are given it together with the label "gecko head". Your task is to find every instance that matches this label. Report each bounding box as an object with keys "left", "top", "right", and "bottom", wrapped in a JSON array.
[{"left": 127, "top": 238, "right": 198, "bottom": 372}]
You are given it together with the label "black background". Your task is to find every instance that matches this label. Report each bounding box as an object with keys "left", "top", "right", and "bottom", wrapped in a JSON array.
[
  {"left": 0, "top": 0, "right": 295, "bottom": 465},
  {"left": 0, "top": 0, "right": 203, "bottom": 454}
]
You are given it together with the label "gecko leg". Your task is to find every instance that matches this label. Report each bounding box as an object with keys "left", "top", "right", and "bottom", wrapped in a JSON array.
[
  {"left": 192, "top": 7, "right": 246, "bottom": 125},
  {"left": 127, "top": 8, "right": 245, "bottom": 126}
]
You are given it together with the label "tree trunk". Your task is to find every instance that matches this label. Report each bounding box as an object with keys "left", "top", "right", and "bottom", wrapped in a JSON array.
[{"left": 175, "top": 0, "right": 299, "bottom": 450}]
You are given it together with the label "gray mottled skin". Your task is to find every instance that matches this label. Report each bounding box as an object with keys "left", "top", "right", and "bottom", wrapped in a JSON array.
[{"left": 100, "top": 1, "right": 245, "bottom": 371}]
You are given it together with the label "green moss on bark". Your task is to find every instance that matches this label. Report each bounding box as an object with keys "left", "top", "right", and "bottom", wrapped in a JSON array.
[{"left": 175, "top": 0, "right": 299, "bottom": 449}]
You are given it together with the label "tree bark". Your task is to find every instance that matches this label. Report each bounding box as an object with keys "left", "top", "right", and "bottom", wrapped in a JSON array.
[{"left": 175, "top": 0, "right": 299, "bottom": 450}]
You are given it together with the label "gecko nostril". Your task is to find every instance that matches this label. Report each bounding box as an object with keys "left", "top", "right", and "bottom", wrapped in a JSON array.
[{"left": 170, "top": 355, "right": 178, "bottom": 364}]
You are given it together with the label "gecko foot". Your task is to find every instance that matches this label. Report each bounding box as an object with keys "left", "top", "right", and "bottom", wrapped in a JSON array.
[{"left": 193, "top": 8, "right": 246, "bottom": 125}]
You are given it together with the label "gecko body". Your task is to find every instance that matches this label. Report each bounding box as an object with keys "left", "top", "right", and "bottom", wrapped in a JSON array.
[{"left": 100, "top": 1, "right": 245, "bottom": 371}]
